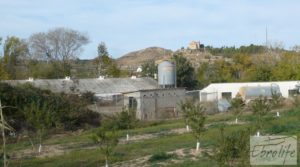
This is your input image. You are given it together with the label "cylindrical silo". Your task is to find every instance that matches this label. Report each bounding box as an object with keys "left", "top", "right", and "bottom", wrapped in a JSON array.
[{"left": 158, "top": 60, "right": 176, "bottom": 88}]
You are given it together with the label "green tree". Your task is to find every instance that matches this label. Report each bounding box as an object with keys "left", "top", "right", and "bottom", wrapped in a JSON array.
[
  {"left": 23, "top": 102, "right": 56, "bottom": 154},
  {"left": 29, "top": 27, "right": 89, "bottom": 76},
  {"left": 250, "top": 96, "right": 270, "bottom": 133},
  {"left": 172, "top": 54, "right": 198, "bottom": 90},
  {"left": 115, "top": 107, "right": 138, "bottom": 141},
  {"left": 231, "top": 53, "right": 253, "bottom": 81},
  {"left": 250, "top": 64, "right": 272, "bottom": 81},
  {"left": 3, "top": 36, "right": 28, "bottom": 79},
  {"left": 141, "top": 61, "right": 157, "bottom": 78},
  {"left": 106, "top": 63, "right": 121, "bottom": 77},
  {"left": 96, "top": 42, "right": 110, "bottom": 75},
  {"left": 196, "top": 62, "right": 210, "bottom": 88},
  {"left": 210, "top": 128, "right": 250, "bottom": 167},
  {"left": 180, "top": 100, "right": 193, "bottom": 131},
  {"left": 91, "top": 125, "right": 119, "bottom": 167},
  {"left": 270, "top": 90, "right": 283, "bottom": 110},
  {"left": 28, "top": 60, "right": 65, "bottom": 79},
  {"left": 229, "top": 97, "right": 245, "bottom": 124},
  {"left": 181, "top": 102, "right": 206, "bottom": 152},
  {"left": 0, "top": 60, "right": 9, "bottom": 80}
]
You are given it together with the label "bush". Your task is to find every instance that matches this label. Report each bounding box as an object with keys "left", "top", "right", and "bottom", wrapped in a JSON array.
[
  {"left": 0, "top": 83, "right": 101, "bottom": 132},
  {"left": 266, "top": 124, "right": 300, "bottom": 134},
  {"left": 148, "top": 152, "right": 177, "bottom": 163}
]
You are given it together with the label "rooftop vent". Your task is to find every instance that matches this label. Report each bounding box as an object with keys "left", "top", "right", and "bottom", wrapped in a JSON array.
[
  {"left": 136, "top": 67, "right": 142, "bottom": 73},
  {"left": 28, "top": 77, "right": 34, "bottom": 82},
  {"left": 65, "top": 76, "right": 71, "bottom": 81}
]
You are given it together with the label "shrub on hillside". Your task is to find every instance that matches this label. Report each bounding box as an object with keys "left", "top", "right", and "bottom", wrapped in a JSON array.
[{"left": 0, "top": 83, "right": 101, "bottom": 132}]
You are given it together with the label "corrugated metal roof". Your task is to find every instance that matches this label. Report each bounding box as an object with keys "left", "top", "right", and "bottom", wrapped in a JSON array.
[{"left": 2, "top": 77, "right": 159, "bottom": 94}]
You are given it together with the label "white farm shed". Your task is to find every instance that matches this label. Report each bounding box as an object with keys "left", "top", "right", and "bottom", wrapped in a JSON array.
[{"left": 200, "top": 81, "right": 300, "bottom": 102}]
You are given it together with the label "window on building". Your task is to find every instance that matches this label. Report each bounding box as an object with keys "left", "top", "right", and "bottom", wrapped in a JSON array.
[
  {"left": 288, "top": 89, "right": 299, "bottom": 97},
  {"left": 221, "top": 92, "right": 232, "bottom": 99},
  {"left": 129, "top": 97, "right": 137, "bottom": 110}
]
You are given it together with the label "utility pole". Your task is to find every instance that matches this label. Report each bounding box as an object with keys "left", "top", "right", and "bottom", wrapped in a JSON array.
[{"left": 265, "top": 26, "right": 268, "bottom": 47}]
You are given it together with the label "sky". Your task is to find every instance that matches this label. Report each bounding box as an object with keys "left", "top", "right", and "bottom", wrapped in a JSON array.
[{"left": 0, "top": 0, "right": 300, "bottom": 59}]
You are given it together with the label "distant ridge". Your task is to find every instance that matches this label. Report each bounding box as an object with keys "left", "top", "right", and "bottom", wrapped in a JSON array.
[{"left": 116, "top": 47, "right": 173, "bottom": 69}]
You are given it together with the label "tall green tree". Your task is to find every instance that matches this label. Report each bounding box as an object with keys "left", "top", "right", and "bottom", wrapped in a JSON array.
[
  {"left": 96, "top": 42, "right": 110, "bottom": 76},
  {"left": 3, "top": 36, "right": 28, "bottom": 79},
  {"left": 172, "top": 54, "right": 198, "bottom": 90}
]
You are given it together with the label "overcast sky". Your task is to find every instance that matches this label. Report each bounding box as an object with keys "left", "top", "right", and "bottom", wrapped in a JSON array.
[{"left": 0, "top": 0, "right": 299, "bottom": 59}]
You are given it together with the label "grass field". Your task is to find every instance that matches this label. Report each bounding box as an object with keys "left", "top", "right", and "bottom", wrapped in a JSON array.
[{"left": 6, "top": 107, "right": 300, "bottom": 167}]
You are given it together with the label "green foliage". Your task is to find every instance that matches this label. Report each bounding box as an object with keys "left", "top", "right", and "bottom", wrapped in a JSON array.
[
  {"left": 188, "top": 104, "right": 206, "bottom": 141},
  {"left": 97, "top": 42, "right": 109, "bottom": 58},
  {"left": 270, "top": 91, "right": 283, "bottom": 109},
  {"left": 81, "top": 91, "right": 96, "bottom": 104},
  {"left": 96, "top": 42, "right": 110, "bottom": 75},
  {"left": 28, "top": 60, "right": 65, "bottom": 79},
  {"left": 91, "top": 125, "right": 119, "bottom": 166},
  {"left": 209, "top": 128, "right": 250, "bottom": 167},
  {"left": 250, "top": 96, "right": 271, "bottom": 130},
  {"left": 94, "top": 42, "right": 123, "bottom": 77},
  {"left": 180, "top": 101, "right": 206, "bottom": 141},
  {"left": 3, "top": 36, "right": 28, "bottom": 79},
  {"left": 148, "top": 152, "right": 177, "bottom": 163},
  {"left": 229, "top": 97, "right": 245, "bottom": 118},
  {"left": 266, "top": 124, "right": 299, "bottom": 134},
  {"left": 106, "top": 63, "right": 121, "bottom": 77},
  {"left": 205, "top": 44, "right": 265, "bottom": 57},
  {"left": 141, "top": 61, "right": 157, "bottom": 78},
  {"left": 180, "top": 100, "right": 194, "bottom": 125},
  {"left": 251, "top": 65, "right": 272, "bottom": 81},
  {"left": 196, "top": 49, "right": 300, "bottom": 87},
  {"left": 23, "top": 102, "right": 56, "bottom": 148},
  {"left": 172, "top": 54, "right": 198, "bottom": 90},
  {"left": 103, "top": 108, "right": 139, "bottom": 131},
  {"left": 0, "top": 83, "right": 100, "bottom": 132}
]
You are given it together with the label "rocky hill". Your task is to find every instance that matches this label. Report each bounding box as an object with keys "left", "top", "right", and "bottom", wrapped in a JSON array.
[
  {"left": 116, "top": 47, "right": 173, "bottom": 70},
  {"left": 116, "top": 47, "right": 232, "bottom": 71}
]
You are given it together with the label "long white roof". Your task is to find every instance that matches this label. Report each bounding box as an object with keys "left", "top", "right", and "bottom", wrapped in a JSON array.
[
  {"left": 3, "top": 77, "right": 159, "bottom": 94},
  {"left": 201, "top": 81, "right": 300, "bottom": 92}
]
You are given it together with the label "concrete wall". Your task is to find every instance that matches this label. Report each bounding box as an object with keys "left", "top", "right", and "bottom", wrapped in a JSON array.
[
  {"left": 200, "top": 81, "right": 300, "bottom": 102},
  {"left": 124, "top": 88, "right": 185, "bottom": 120}
]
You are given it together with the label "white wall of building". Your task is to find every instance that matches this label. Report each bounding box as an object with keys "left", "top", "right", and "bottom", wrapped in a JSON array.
[
  {"left": 200, "top": 81, "right": 300, "bottom": 102},
  {"left": 124, "top": 88, "right": 185, "bottom": 120}
]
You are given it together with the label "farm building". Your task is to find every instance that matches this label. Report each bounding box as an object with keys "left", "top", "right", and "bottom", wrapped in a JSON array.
[
  {"left": 3, "top": 76, "right": 186, "bottom": 120},
  {"left": 199, "top": 81, "right": 300, "bottom": 102},
  {"left": 123, "top": 88, "right": 185, "bottom": 120}
]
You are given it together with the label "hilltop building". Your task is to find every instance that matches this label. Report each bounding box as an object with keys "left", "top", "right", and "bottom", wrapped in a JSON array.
[
  {"left": 188, "top": 41, "right": 201, "bottom": 50},
  {"left": 188, "top": 41, "right": 204, "bottom": 51}
]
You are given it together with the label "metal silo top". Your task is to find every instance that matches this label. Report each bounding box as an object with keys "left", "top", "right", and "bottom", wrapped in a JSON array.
[{"left": 158, "top": 60, "right": 176, "bottom": 87}]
